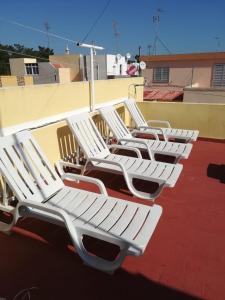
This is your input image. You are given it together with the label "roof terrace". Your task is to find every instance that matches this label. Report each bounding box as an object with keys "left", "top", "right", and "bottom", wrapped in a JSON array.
[{"left": 0, "top": 78, "right": 224, "bottom": 299}]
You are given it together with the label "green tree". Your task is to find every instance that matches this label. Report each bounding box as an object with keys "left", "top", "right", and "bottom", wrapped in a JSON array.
[{"left": 0, "top": 43, "right": 54, "bottom": 75}]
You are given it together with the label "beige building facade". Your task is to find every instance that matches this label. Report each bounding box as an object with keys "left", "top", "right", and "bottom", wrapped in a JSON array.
[
  {"left": 141, "top": 52, "right": 225, "bottom": 103},
  {"left": 49, "top": 54, "right": 82, "bottom": 82},
  {"left": 141, "top": 52, "right": 225, "bottom": 88}
]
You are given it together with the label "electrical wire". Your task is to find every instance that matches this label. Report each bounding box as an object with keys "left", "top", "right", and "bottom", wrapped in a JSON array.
[
  {"left": 81, "top": 0, "right": 111, "bottom": 43},
  {"left": 0, "top": 17, "right": 78, "bottom": 44}
]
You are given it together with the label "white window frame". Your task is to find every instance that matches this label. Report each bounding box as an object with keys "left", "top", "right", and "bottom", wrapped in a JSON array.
[{"left": 25, "top": 63, "right": 39, "bottom": 75}]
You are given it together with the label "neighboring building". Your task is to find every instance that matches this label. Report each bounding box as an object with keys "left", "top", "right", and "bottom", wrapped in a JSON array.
[
  {"left": 106, "top": 54, "right": 128, "bottom": 78},
  {"left": 80, "top": 54, "right": 128, "bottom": 81},
  {"left": 9, "top": 58, "right": 71, "bottom": 85},
  {"left": 10, "top": 58, "right": 39, "bottom": 76},
  {"left": 49, "top": 54, "right": 82, "bottom": 82},
  {"left": 141, "top": 52, "right": 225, "bottom": 103},
  {"left": 80, "top": 55, "right": 107, "bottom": 80},
  {"left": 9, "top": 54, "right": 130, "bottom": 85}
]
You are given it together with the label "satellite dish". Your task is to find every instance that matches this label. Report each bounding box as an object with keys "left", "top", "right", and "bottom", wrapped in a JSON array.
[
  {"left": 139, "top": 61, "right": 146, "bottom": 70},
  {"left": 116, "top": 53, "right": 122, "bottom": 61},
  {"left": 126, "top": 52, "right": 131, "bottom": 59}
]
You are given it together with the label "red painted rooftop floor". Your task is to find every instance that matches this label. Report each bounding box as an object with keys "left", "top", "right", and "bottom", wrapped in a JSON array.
[{"left": 0, "top": 139, "right": 225, "bottom": 300}]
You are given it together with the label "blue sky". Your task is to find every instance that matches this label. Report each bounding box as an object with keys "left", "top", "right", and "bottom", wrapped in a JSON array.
[{"left": 0, "top": 0, "right": 225, "bottom": 57}]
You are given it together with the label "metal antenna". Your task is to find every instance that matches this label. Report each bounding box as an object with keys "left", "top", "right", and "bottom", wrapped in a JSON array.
[
  {"left": 112, "top": 21, "right": 120, "bottom": 54},
  {"left": 214, "top": 36, "right": 221, "bottom": 51},
  {"left": 147, "top": 45, "right": 152, "bottom": 55},
  {"left": 152, "top": 8, "right": 163, "bottom": 55},
  {"left": 44, "top": 21, "right": 50, "bottom": 48}
]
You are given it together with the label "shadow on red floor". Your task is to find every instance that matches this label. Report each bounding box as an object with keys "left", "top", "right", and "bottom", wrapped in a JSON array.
[
  {"left": 0, "top": 219, "right": 199, "bottom": 300},
  {"left": 0, "top": 139, "right": 224, "bottom": 300}
]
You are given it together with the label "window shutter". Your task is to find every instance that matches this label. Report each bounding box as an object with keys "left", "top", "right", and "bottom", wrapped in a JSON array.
[{"left": 212, "top": 64, "right": 225, "bottom": 87}]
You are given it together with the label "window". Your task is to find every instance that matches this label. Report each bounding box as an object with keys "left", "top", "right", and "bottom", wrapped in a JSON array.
[
  {"left": 25, "top": 63, "right": 39, "bottom": 75},
  {"left": 212, "top": 64, "right": 225, "bottom": 87},
  {"left": 153, "top": 67, "right": 169, "bottom": 83}
]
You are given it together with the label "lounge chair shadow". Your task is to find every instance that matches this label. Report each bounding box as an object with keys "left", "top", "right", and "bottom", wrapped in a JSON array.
[
  {"left": 207, "top": 164, "right": 225, "bottom": 184},
  {"left": 0, "top": 221, "right": 200, "bottom": 300}
]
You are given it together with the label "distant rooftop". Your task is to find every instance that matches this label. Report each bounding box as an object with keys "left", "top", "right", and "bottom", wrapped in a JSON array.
[{"left": 141, "top": 51, "right": 225, "bottom": 62}]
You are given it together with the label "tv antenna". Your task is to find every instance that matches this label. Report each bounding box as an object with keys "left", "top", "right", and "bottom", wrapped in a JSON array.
[
  {"left": 152, "top": 8, "right": 171, "bottom": 55},
  {"left": 147, "top": 44, "right": 152, "bottom": 55},
  {"left": 214, "top": 36, "right": 221, "bottom": 51},
  {"left": 152, "top": 8, "right": 163, "bottom": 55},
  {"left": 112, "top": 21, "right": 120, "bottom": 54},
  {"left": 44, "top": 21, "right": 50, "bottom": 48}
]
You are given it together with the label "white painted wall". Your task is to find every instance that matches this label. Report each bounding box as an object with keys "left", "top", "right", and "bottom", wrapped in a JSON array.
[{"left": 106, "top": 55, "right": 127, "bottom": 76}]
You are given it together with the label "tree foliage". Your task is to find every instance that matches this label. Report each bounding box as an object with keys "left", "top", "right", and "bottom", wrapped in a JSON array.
[{"left": 0, "top": 43, "right": 54, "bottom": 75}]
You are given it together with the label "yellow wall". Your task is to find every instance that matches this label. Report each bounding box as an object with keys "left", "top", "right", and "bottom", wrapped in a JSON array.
[
  {"left": 0, "top": 78, "right": 144, "bottom": 164},
  {"left": 95, "top": 77, "right": 144, "bottom": 104},
  {"left": 0, "top": 81, "right": 89, "bottom": 128},
  {"left": 137, "top": 101, "right": 225, "bottom": 140},
  {"left": 0, "top": 76, "right": 18, "bottom": 87},
  {"left": 33, "top": 120, "right": 69, "bottom": 165},
  {"left": 0, "top": 78, "right": 143, "bottom": 129},
  {"left": 23, "top": 76, "right": 34, "bottom": 85},
  {"left": 0, "top": 76, "right": 33, "bottom": 87}
]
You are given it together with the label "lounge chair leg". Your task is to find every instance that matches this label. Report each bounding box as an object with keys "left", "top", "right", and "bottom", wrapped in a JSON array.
[
  {"left": 0, "top": 220, "right": 15, "bottom": 235},
  {"left": 173, "top": 155, "right": 181, "bottom": 164},
  {"left": 123, "top": 174, "right": 165, "bottom": 201},
  {"left": 131, "top": 181, "right": 165, "bottom": 200},
  {"left": 81, "top": 161, "right": 89, "bottom": 176},
  {"left": 74, "top": 230, "right": 128, "bottom": 273}
]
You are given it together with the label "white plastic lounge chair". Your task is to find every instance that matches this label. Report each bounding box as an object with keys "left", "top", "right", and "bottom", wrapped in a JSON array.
[
  {"left": 0, "top": 130, "right": 162, "bottom": 273},
  {"left": 66, "top": 113, "right": 183, "bottom": 200},
  {"left": 99, "top": 105, "right": 193, "bottom": 163},
  {"left": 124, "top": 98, "right": 199, "bottom": 142}
]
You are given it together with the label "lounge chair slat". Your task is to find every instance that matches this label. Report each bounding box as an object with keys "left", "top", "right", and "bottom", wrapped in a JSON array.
[
  {"left": 77, "top": 195, "right": 107, "bottom": 223},
  {"left": 109, "top": 205, "right": 138, "bottom": 236},
  {"left": 0, "top": 146, "right": 39, "bottom": 200},
  {"left": 121, "top": 205, "right": 150, "bottom": 240},
  {"left": 98, "top": 201, "right": 127, "bottom": 231},
  {"left": 85, "top": 198, "right": 117, "bottom": 228}
]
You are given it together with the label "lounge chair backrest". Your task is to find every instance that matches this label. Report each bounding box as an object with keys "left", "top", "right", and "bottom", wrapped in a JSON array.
[
  {"left": 99, "top": 106, "right": 132, "bottom": 140},
  {"left": 124, "top": 98, "right": 148, "bottom": 127},
  {"left": 67, "top": 113, "right": 110, "bottom": 159},
  {"left": 0, "top": 131, "right": 64, "bottom": 203}
]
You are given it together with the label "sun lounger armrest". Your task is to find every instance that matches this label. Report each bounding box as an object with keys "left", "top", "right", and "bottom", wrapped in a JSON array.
[
  {"left": 131, "top": 129, "right": 159, "bottom": 140},
  {"left": 137, "top": 126, "right": 167, "bottom": 141},
  {"left": 108, "top": 144, "right": 142, "bottom": 158},
  {"left": 55, "top": 160, "right": 81, "bottom": 177},
  {"left": 118, "top": 138, "right": 154, "bottom": 161},
  {"left": 147, "top": 120, "right": 171, "bottom": 128},
  {"left": 89, "top": 157, "right": 141, "bottom": 198},
  {"left": 89, "top": 157, "right": 127, "bottom": 172},
  {"left": 55, "top": 160, "right": 108, "bottom": 195},
  {"left": 61, "top": 173, "right": 108, "bottom": 196}
]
